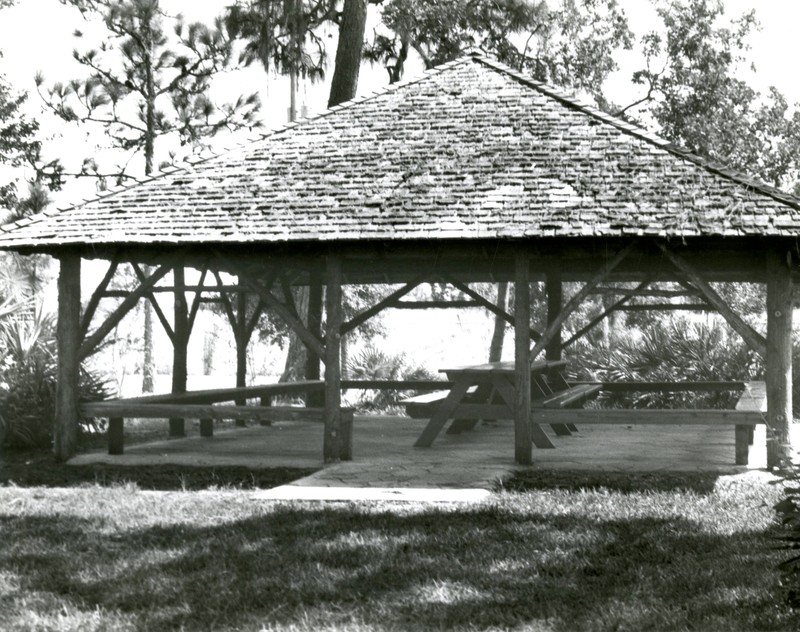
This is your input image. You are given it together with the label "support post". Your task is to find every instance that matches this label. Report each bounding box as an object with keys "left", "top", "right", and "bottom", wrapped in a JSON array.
[
  {"left": 170, "top": 265, "right": 188, "bottom": 437},
  {"left": 55, "top": 253, "right": 82, "bottom": 461},
  {"left": 306, "top": 271, "right": 324, "bottom": 407},
  {"left": 108, "top": 417, "right": 124, "bottom": 455},
  {"left": 324, "top": 255, "right": 343, "bottom": 463},
  {"left": 766, "top": 249, "right": 793, "bottom": 469},
  {"left": 514, "top": 250, "right": 533, "bottom": 465}
]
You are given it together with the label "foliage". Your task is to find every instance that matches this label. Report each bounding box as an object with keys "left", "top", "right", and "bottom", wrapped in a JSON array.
[
  {"left": 623, "top": 0, "right": 800, "bottom": 194},
  {"left": 775, "top": 461, "right": 800, "bottom": 608},
  {"left": 0, "top": 74, "right": 61, "bottom": 220},
  {"left": 568, "top": 316, "right": 762, "bottom": 409},
  {"left": 0, "top": 306, "right": 113, "bottom": 450},
  {"left": 38, "top": 0, "right": 261, "bottom": 183},
  {"left": 224, "top": 0, "right": 338, "bottom": 83},
  {"left": 345, "top": 343, "right": 437, "bottom": 412},
  {"left": 367, "top": 0, "right": 632, "bottom": 103}
]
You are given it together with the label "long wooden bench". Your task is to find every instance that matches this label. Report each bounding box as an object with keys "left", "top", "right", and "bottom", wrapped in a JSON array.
[
  {"left": 121, "top": 380, "right": 325, "bottom": 405},
  {"left": 81, "top": 400, "right": 354, "bottom": 459},
  {"left": 79, "top": 380, "right": 350, "bottom": 457},
  {"left": 531, "top": 381, "right": 767, "bottom": 465}
]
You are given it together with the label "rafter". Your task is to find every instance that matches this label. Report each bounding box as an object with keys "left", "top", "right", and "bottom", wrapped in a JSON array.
[
  {"left": 79, "top": 263, "right": 172, "bottom": 360},
  {"left": 658, "top": 243, "right": 767, "bottom": 357},
  {"left": 219, "top": 253, "right": 326, "bottom": 361},
  {"left": 530, "top": 242, "right": 637, "bottom": 359}
]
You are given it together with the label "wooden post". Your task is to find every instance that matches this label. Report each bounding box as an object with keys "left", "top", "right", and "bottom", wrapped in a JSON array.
[
  {"left": 55, "top": 253, "right": 82, "bottom": 461},
  {"left": 766, "top": 249, "right": 793, "bottom": 469},
  {"left": 199, "top": 418, "right": 214, "bottom": 437},
  {"left": 170, "top": 265, "right": 188, "bottom": 437},
  {"left": 306, "top": 271, "right": 324, "bottom": 407},
  {"left": 514, "top": 250, "right": 533, "bottom": 465},
  {"left": 235, "top": 290, "right": 248, "bottom": 410},
  {"left": 324, "top": 255, "right": 343, "bottom": 463}
]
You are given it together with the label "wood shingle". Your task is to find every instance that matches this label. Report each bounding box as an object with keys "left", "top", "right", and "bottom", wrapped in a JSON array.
[{"left": 2, "top": 50, "right": 800, "bottom": 250}]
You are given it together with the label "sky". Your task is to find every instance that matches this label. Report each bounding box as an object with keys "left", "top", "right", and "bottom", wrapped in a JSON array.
[{"left": 1, "top": 0, "right": 799, "bottom": 205}]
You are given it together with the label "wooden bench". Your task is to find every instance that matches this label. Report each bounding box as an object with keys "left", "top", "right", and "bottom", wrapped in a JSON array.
[
  {"left": 81, "top": 400, "right": 354, "bottom": 460},
  {"left": 530, "top": 381, "right": 767, "bottom": 465},
  {"left": 79, "top": 380, "right": 353, "bottom": 457},
  {"left": 122, "top": 380, "right": 325, "bottom": 406}
]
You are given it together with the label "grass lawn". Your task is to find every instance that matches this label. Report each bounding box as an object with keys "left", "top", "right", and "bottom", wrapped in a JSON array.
[{"left": 1, "top": 465, "right": 799, "bottom": 631}]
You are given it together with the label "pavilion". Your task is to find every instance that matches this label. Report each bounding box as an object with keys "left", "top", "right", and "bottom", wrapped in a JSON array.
[{"left": 0, "top": 50, "right": 797, "bottom": 467}]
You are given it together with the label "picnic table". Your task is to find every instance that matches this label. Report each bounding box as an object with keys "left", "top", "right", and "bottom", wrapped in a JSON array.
[{"left": 407, "top": 360, "right": 601, "bottom": 448}]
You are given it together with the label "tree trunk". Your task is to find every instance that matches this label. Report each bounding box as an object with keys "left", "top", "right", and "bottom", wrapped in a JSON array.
[
  {"left": 280, "top": 286, "right": 310, "bottom": 383},
  {"left": 327, "top": 0, "right": 367, "bottom": 107},
  {"left": 488, "top": 282, "right": 508, "bottom": 362},
  {"left": 142, "top": 301, "right": 154, "bottom": 392}
]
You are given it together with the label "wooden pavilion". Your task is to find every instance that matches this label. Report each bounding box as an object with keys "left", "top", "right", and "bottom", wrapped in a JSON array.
[{"left": 0, "top": 51, "right": 797, "bottom": 466}]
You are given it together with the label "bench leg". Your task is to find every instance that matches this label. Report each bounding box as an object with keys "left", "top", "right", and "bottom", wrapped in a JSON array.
[
  {"left": 550, "top": 424, "right": 572, "bottom": 437},
  {"left": 567, "top": 424, "right": 579, "bottom": 433},
  {"left": 735, "top": 425, "right": 750, "bottom": 465},
  {"left": 259, "top": 396, "right": 272, "bottom": 426},
  {"left": 169, "top": 418, "right": 185, "bottom": 437},
  {"left": 340, "top": 410, "right": 353, "bottom": 461},
  {"left": 108, "top": 417, "right": 124, "bottom": 455},
  {"left": 200, "top": 418, "right": 214, "bottom": 437}
]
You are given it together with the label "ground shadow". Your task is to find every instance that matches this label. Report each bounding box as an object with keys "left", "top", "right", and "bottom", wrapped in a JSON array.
[{"left": 2, "top": 498, "right": 796, "bottom": 631}]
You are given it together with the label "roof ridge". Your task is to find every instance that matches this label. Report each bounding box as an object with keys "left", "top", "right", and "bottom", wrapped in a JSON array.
[{"left": 472, "top": 54, "right": 800, "bottom": 210}]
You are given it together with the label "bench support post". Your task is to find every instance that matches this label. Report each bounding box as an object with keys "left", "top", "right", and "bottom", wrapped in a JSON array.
[
  {"left": 200, "top": 418, "right": 214, "bottom": 437},
  {"left": 735, "top": 425, "right": 750, "bottom": 465},
  {"left": 514, "top": 252, "right": 533, "bottom": 464},
  {"left": 108, "top": 417, "right": 124, "bottom": 455},
  {"left": 766, "top": 249, "right": 793, "bottom": 469}
]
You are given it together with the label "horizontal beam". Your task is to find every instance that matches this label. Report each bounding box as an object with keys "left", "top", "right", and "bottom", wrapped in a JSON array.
[
  {"left": 532, "top": 409, "right": 764, "bottom": 425},
  {"left": 101, "top": 285, "right": 249, "bottom": 297},
  {"left": 82, "top": 403, "right": 337, "bottom": 422},
  {"left": 341, "top": 380, "right": 453, "bottom": 390},
  {"left": 588, "top": 287, "right": 701, "bottom": 298},
  {"left": 392, "top": 300, "right": 479, "bottom": 309},
  {"left": 119, "top": 380, "right": 326, "bottom": 405},
  {"left": 617, "top": 303, "right": 714, "bottom": 312},
  {"left": 571, "top": 381, "right": 746, "bottom": 393}
]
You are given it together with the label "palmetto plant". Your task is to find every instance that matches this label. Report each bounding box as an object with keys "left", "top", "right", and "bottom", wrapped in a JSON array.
[
  {"left": 569, "top": 317, "right": 763, "bottom": 409},
  {"left": 345, "top": 344, "right": 437, "bottom": 413},
  {"left": 0, "top": 303, "right": 113, "bottom": 450}
]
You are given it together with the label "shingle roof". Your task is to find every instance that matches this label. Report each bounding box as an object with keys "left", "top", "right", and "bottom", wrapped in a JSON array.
[{"left": 3, "top": 50, "right": 800, "bottom": 250}]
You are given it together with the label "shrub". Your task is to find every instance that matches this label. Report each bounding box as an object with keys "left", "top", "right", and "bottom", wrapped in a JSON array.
[
  {"left": 345, "top": 344, "right": 438, "bottom": 413},
  {"left": 567, "top": 318, "right": 762, "bottom": 409},
  {"left": 0, "top": 307, "right": 113, "bottom": 450}
]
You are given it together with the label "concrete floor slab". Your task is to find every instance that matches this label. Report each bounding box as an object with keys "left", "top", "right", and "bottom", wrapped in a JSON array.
[{"left": 68, "top": 415, "right": 800, "bottom": 503}]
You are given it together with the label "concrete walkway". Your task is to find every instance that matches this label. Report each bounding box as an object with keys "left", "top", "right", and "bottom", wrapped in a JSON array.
[{"left": 68, "top": 415, "right": 790, "bottom": 502}]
